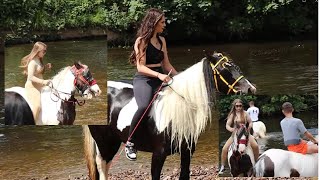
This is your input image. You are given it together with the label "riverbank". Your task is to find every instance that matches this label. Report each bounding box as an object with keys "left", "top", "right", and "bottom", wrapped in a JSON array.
[
  {"left": 64, "top": 165, "right": 315, "bottom": 180},
  {"left": 3, "top": 28, "right": 110, "bottom": 46}
]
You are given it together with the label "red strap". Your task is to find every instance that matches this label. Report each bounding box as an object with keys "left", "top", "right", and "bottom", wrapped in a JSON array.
[{"left": 238, "top": 139, "right": 247, "bottom": 144}]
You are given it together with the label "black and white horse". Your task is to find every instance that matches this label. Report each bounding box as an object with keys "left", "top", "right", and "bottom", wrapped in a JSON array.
[
  {"left": 83, "top": 53, "right": 257, "bottom": 180},
  {"left": 228, "top": 123, "right": 255, "bottom": 177},
  {"left": 254, "top": 136, "right": 318, "bottom": 177},
  {"left": 5, "top": 62, "right": 101, "bottom": 125}
]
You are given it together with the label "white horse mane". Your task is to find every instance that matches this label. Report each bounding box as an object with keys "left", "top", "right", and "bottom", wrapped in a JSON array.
[{"left": 155, "top": 60, "right": 213, "bottom": 151}]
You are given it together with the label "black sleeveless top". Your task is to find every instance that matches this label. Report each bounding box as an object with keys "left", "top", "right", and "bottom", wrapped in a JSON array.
[{"left": 146, "top": 35, "right": 164, "bottom": 65}]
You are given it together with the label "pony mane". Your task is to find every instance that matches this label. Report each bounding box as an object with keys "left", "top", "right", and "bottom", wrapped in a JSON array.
[
  {"left": 156, "top": 59, "right": 215, "bottom": 151},
  {"left": 42, "top": 66, "right": 72, "bottom": 94},
  {"left": 51, "top": 67, "right": 70, "bottom": 82}
]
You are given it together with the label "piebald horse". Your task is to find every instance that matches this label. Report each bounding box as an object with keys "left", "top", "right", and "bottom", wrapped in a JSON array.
[
  {"left": 5, "top": 62, "right": 101, "bottom": 125},
  {"left": 253, "top": 121, "right": 267, "bottom": 139},
  {"left": 254, "top": 142, "right": 318, "bottom": 177},
  {"left": 228, "top": 123, "right": 255, "bottom": 177},
  {"left": 83, "top": 53, "right": 257, "bottom": 180}
]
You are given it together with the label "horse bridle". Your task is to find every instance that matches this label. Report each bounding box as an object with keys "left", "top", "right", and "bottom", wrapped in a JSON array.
[
  {"left": 209, "top": 55, "right": 244, "bottom": 94},
  {"left": 236, "top": 124, "right": 249, "bottom": 150},
  {"left": 48, "top": 65, "right": 97, "bottom": 105},
  {"left": 70, "top": 65, "right": 97, "bottom": 94}
]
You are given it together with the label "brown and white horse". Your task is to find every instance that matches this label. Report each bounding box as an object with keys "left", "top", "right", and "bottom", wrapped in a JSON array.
[
  {"left": 254, "top": 148, "right": 318, "bottom": 177},
  {"left": 228, "top": 123, "right": 255, "bottom": 177}
]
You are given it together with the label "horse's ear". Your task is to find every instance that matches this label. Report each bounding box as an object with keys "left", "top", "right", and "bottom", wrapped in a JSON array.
[
  {"left": 203, "top": 50, "right": 211, "bottom": 59},
  {"left": 74, "top": 61, "right": 82, "bottom": 69}
]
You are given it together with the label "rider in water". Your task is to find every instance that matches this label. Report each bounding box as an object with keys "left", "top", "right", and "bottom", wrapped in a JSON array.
[{"left": 280, "top": 102, "right": 318, "bottom": 154}]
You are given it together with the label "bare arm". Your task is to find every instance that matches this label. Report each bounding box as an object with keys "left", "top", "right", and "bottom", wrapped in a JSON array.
[
  {"left": 226, "top": 115, "right": 235, "bottom": 133},
  {"left": 27, "top": 60, "right": 47, "bottom": 85},
  {"left": 159, "top": 37, "right": 178, "bottom": 76},
  {"left": 304, "top": 131, "right": 318, "bottom": 144}
]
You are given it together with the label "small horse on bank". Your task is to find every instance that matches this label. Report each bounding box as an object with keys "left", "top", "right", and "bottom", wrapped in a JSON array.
[
  {"left": 228, "top": 123, "right": 255, "bottom": 177},
  {"left": 84, "top": 52, "right": 257, "bottom": 180},
  {"left": 5, "top": 62, "right": 101, "bottom": 125},
  {"left": 252, "top": 121, "right": 267, "bottom": 139},
  {"left": 254, "top": 148, "right": 318, "bottom": 177}
]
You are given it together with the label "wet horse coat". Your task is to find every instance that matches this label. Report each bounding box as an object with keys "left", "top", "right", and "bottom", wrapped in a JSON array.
[
  {"left": 5, "top": 62, "right": 101, "bottom": 125},
  {"left": 84, "top": 53, "right": 257, "bottom": 180},
  {"left": 254, "top": 148, "right": 318, "bottom": 177}
]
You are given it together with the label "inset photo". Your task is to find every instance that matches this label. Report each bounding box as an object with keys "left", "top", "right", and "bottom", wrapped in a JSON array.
[
  {"left": 217, "top": 95, "right": 318, "bottom": 178},
  {"left": 4, "top": 40, "right": 107, "bottom": 125}
]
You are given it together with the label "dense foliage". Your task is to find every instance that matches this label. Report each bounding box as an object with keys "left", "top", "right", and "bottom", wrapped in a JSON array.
[
  {"left": 1, "top": 0, "right": 317, "bottom": 43},
  {"left": 217, "top": 95, "right": 318, "bottom": 118}
]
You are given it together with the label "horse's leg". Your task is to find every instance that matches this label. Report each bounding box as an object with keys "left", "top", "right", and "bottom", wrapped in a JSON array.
[
  {"left": 151, "top": 148, "right": 167, "bottom": 180},
  {"left": 95, "top": 143, "right": 110, "bottom": 180},
  {"left": 85, "top": 125, "right": 121, "bottom": 180},
  {"left": 179, "top": 143, "right": 196, "bottom": 180}
]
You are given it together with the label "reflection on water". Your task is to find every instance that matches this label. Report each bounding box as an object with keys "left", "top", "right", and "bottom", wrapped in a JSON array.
[
  {"left": 108, "top": 41, "right": 317, "bottom": 94},
  {"left": 0, "top": 122, "right": 218, "bottom": 179},
  {"left": 4, "top": 40, "right": 108, "bottom": 125},
  {"left": 0, "top": 126, "right": 86, "bottom": 180}
]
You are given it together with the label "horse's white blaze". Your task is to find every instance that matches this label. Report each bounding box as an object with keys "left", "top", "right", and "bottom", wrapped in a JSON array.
[
  {"left": 117, "top": 98, "right": 138, "bottom": 131},
  {"left": 245, "top": 79, "right": 256, "bottom": 91},
  {"left": 256, "top": 149, "right": 318, "bottom": 177},
  {"left": 228, "top": 129, "right": 255, "bottom": 175},
  {"left": 108, "top": 81, "right": 133, "bottom": 89},
  {"left": 90, "top": 84, "right": 101, "bottom": 96},
  {"left": 253, "top": 121, "right": 267, "bottom": 139}
]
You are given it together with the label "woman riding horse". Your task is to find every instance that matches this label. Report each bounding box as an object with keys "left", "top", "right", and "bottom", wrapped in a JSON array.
[
  {"left": 126, "top": 8, "right": 178, "bottom": 160},
  {"left": 20, "top": 42, "right": 52, "bottom": 124},
  {"left": 85, "top": 52, "right": 257, "bottom": 180},
  {"left": 218, "top": 99, "right": 259, "bottom": 174}
]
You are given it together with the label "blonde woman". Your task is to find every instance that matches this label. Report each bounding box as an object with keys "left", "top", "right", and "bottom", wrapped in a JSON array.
[
  {"left": 20, "top": 42, "right": 51, "bottom": 124},
  {"left": 218, "top": 99, "right": 259, "bottom": 174}
]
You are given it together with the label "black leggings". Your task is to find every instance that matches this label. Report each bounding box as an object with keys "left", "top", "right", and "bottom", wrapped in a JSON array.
[{"left": 129, "top": 74, "right": 162, "bottom": 142}]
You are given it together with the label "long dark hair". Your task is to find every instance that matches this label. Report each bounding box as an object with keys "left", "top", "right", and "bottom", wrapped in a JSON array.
[{"left": 129, "top": 8, "right": 164, "bottom": 65}]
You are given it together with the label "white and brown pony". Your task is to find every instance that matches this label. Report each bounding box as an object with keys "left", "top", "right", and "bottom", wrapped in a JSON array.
[
  {"left": 253, "top": 121, "right": 267, "bottom": 139},
  {"left": 228, "top": 123, "right": 255, "bottom": 177},
  {"left": 254, "top": 139, "right": 318, "bottom": 177},
  {"left": 5, "top": 62, "right": 101, "bottom": 125},
  {"left": 84, "top": 52, "right": 257, "bottom": 180}
]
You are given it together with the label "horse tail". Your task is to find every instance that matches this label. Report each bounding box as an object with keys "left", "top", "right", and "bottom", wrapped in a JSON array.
[{"left": 83, "top": 125, "right": 97, "bottom": 180}]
